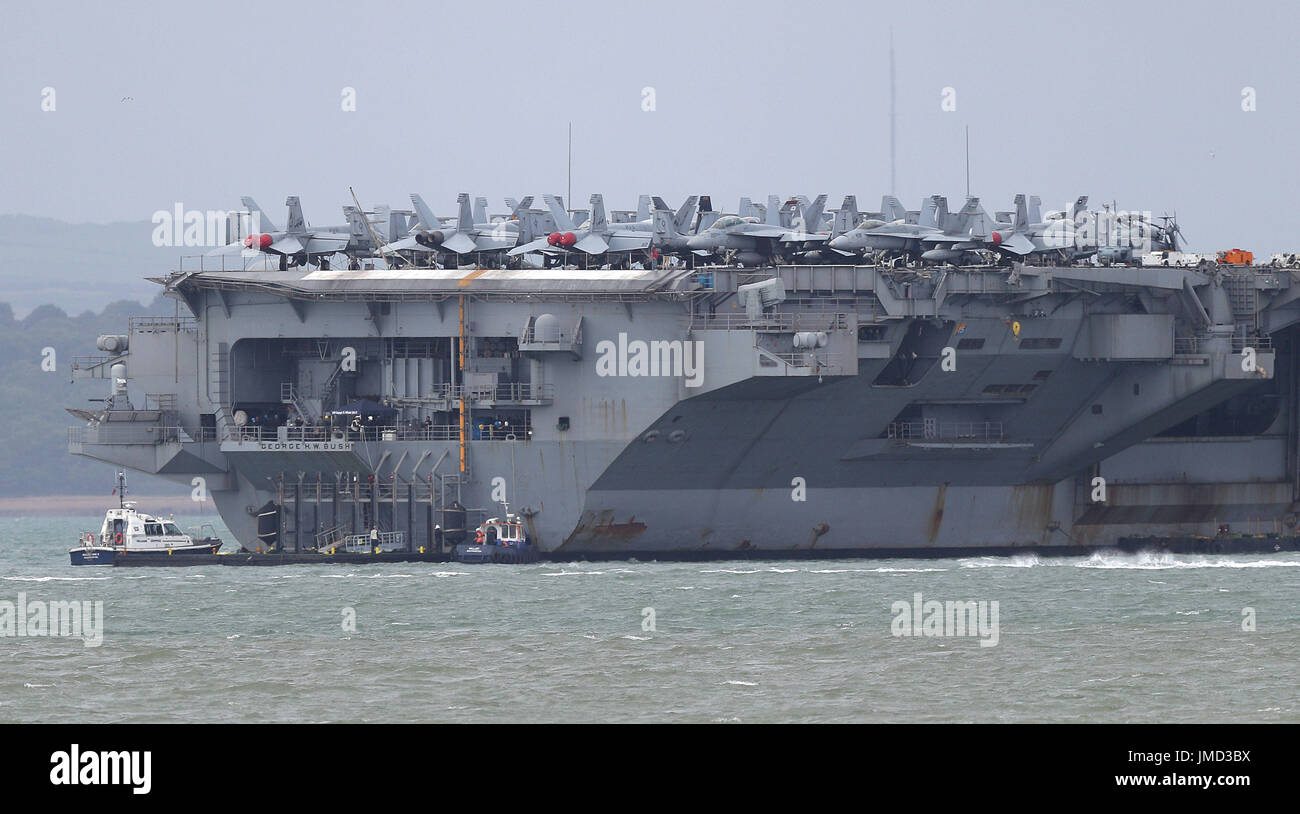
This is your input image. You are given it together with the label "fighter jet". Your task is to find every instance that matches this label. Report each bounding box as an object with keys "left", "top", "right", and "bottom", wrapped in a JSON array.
[
  {"left": 685, "top": 195, "right": 830, "bottom": 266},
  {"left": 916, "top": 197, "right": 998, "bottom": 263},
  {"left": 507, "top": 194, "right": 694, "bottom": 267},
  {"left": 827, "top": 195, "right": 949, "bottom": 256},
  {"left": 209, "top": 196, "right": 357, "bottom": 270},
  {"left": 987, "top": 194, "right": 1090, "bottom": 262},
  {"left": 381, "top": 193, "right": 528, "bottom": 267}
]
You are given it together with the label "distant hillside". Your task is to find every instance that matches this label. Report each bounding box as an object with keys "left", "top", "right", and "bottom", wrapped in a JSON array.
[
  {"left": 0, "top": 295, "right": 190, "bottom": 497},
  {"left": 0, "top": 215, "right": 182, "bottom": 318}
]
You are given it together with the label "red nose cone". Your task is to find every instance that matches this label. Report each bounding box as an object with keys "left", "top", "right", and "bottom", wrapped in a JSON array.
[
  {"left": 243, "top": 235, "right": 255, "bottom": 247},
  {"left": 561, "top": 232, "right": 576, "bottom": 247},
  {"left": 258, "top": 233, "right": 273, "bottom": 249},
  {"left": 991, "top": 232, "right": 1002, "bottom": 245},
  {"left": 547, "top": 232, "right": 561, "bottom": 246}
]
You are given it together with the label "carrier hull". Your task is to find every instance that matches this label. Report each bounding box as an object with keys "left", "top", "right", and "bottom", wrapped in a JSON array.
[{"left": 67, "top": 262, "right": 1300, "bottom": 557}]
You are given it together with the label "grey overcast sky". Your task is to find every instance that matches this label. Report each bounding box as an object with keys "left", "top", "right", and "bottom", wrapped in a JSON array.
[{"left": 2, "top": 0, "right": 1298, "bottom": 253}]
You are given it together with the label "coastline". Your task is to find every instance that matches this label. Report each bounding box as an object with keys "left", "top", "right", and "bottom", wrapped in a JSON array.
[{"left": 0, "top": 495, "right": 217, "bottom": 516}]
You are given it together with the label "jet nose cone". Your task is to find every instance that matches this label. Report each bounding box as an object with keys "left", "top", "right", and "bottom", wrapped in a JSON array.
[
  {"left": 687, "top": 235, "right": 712, "bottom": 251},
  {"left": 828, "top": 235, "right": 851, "bottom": 251}
]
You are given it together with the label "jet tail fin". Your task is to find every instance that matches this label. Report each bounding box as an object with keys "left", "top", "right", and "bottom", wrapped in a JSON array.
[
  {"left": 410, "top": 194, "right": 438, "bottom": 231},
  {"left": 1028, "top": 195, "right": 1042, "bottom": 225},
  {"left": 880, "top": 195, "right": 907, "bottom": 222},
  {"left": 1013, "top": 194, "right": 1029, "bottom": 231},
  {"left": 589, "top": 193, "right": 608, "bottom": 234},
  {"left": 799, "top": 195, "right": 827, "bottom": 233},
  {"left": 652, "top": 209, "right": 678, "bottom": 239},
  {"left": 767, "top": 195, "right": 783, "bottom": 227},
  {"left": 343, "top": 206, "right": 367, "bottom": 240},
  {"left": 457, "top": 193, "right": 474, "bottom": 232},
  {"left": 543, "top": 194, "right": 574, "bottom": 231},
  {"left": 240, "top": 196, "right": 278, "bottom": 234},
  {"left": 833, "top": 195, "right": 859, "bottom": 237},
  {"left": 636, "top": 195, "right": 650, "bottom": 222},
  {"left": 919, "top": 195, "right": 941, "bottom": 229},
  {"left": 285, "top": 196, "right": 306, "bottom": 233},
  {"left": 508, "top": 196, "right": 534, "bottom": 218},
  {"left": 933, "top": 196, "right": 950, "bottom": 229},
  {"left": 386, "top": 207, "right": 411, "bottom": 243},
  {"left": 674, "top": 196, "right": 698, "bottom": 233},
  {"left": 945, "top": 197, "right": 984, "bottom": 236},
  {"left": 371, "top": 204, "right": 391, "bottom": 243}
]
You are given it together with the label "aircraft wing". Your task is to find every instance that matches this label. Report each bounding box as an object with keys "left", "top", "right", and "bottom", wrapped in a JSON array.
[
  {"left": 380, "top": 235, "right": 428, "bottom": 254},
  {"left": 573, "top": 234, "right": 609, "bottom": 255},
  {"left": 474, "top": 231, "right": 518, "bottom": 251},
  {"left": 607, "top": 233, "right": 652, "bottom": 253},
  {"left": 302, "top": 234, "right": 351, "bottom": 255},
  {"left": 744, "top": 227, "right": 791, "bottom": 238},
  {"left": 998, "top": 233, "right": 1036, "bottom": 255},
  {"left": 508, "top": 236, "right": 555, "bottom": 257},
  {"left": 778, "top": 232, "right": 828, "bottom": 243},
  {"left": 441, "top": 232, "right": 478, "bottom": 254},
  {"left": 268, "top": 235, "right": 306, "bottom": 255}
]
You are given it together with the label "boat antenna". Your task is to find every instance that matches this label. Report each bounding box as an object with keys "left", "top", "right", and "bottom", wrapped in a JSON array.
[{"left": 118, "top": 471, "right": 126, "bottom": 509}]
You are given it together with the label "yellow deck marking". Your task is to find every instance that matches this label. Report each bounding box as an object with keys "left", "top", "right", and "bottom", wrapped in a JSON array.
[{"left": 457, "top": 268, "right": 493, "bottom": 287}]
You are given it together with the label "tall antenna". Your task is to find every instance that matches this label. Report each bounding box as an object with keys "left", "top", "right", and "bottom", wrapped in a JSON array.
[
  {"left": 889, "top": 29, "right": 896, "bottom": 196},
  {"left": 965, "top": 125, "right": 970, "bottom": 199},
  {"left": 567, "top": 122, "right": 573, "bottom": 219}
]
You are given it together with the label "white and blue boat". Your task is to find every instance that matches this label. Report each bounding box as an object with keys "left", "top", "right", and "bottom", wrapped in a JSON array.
[
  {"left": 453, "top": 505, "right": 538, "bottom": 564},
  {"left": 69, "top": 473, "right": 222, "bottom": 565}
]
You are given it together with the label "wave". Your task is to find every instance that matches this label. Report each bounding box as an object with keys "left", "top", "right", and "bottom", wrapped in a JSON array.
[
  {"left": 1077, "top": 551, "right": 1300, "bottom": 570},
  {"left": 959, "top": 554, "right": 1042, "bottom": 568},
  {"left": 3, "top": 575, "right": 111, "bottom": 582}
]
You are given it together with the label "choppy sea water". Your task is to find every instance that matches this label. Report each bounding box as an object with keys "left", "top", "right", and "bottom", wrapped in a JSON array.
[{"left": 1, "top": 514, "right": 1297, "bottom": 723}]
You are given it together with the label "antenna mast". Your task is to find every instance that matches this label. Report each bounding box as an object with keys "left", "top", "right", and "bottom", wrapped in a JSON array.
[
  {"left": 567, "top": 122, "right": 573, "bottom": 220},
  {"left": 965, "top": 126, "right": 970, "bottom": 199},
  {"left": 889, "top": 30, "right": 896, "bottom": 196}
]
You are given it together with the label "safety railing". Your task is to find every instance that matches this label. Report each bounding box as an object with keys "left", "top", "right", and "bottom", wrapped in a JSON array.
[
  {"left": 68, "top": 425, "right": 188, "bottom": 447},
  {"left": 699, "top": 311, "right": 850, "bottom": 331},
  {"left": 224, "top": 422, "right": 531, "bottom": 443},
  {"left": 1233, "top": 335, "right": 1273, "bottom": 352},
  {"left": 129, "top": 316, "right": 197, "bottom": 332},
  {"left": 887, "top": 421, "right": 1005, "bottom": 442}
]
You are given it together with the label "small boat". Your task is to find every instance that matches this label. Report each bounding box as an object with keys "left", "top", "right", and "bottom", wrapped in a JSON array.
[
  {"left": 453, "top": 506, "right": 538, "bottom": 564},
  {"left": 69, "top": 473, "right": 223, "bottom": 565}
]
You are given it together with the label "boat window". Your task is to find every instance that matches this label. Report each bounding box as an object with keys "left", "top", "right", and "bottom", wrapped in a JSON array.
[
  {"left": 164, "top": 523, "right": 182, "bottom": 535},
  {"left": 144, "top": 523, "right": 163, "bottom": 536}
]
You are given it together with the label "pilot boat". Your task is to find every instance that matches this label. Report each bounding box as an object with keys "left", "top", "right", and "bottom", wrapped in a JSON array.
[
  {"left": 69, "top": 473, "right": 223, "bottom": 565},
  {"left": 453, "top": 505, "right": 538, "bottom": 564}
]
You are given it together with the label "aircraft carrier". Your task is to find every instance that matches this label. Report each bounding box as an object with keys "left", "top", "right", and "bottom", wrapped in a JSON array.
[{"left": 64, "top": 249, "right": 1300, "bottom": 558}]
